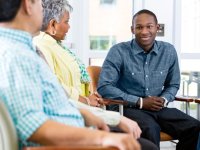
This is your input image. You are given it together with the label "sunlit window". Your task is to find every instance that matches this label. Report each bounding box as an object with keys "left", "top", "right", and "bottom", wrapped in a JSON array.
[
  {"left": 89, "top": 0, "right": 132, "bottom": 51},
  {"left": 181, "top": 0, "right": 200, "bottom": 53},
  {"left": 90, "top": 36, "right": 116, "bottom": 50}
]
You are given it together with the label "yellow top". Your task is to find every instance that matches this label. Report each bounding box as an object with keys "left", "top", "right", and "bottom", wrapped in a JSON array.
[
  {"left": 33, "top": 32, "right": 87, "bottom": 100},
  {"left": 33, "top": 32, "right": 121, "bottom": 126}
]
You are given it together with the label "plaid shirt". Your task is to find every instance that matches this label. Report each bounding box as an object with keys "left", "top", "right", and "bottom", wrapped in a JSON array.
[{"left": 0, "top": 27, "right": 84, "bottom": 148}]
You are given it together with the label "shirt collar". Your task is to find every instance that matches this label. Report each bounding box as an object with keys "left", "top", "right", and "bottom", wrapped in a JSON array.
[
  {"left": 37, "top": 31, "right": 58, "bottom": 44},
  {"left": 131, "top": 39, "right": 159, "bottom": 55},
  {"left": 0, "top": 27, "right": 35, "bottom": 52}
]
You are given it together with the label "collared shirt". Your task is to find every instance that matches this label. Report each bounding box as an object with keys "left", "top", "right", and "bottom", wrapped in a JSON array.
[
  {"left": 57, "top": 42, "right": 91, "bottom": 84},
  {"left": 0, "top": 27, "right": 84, "bottom": 148},
  {"left": 98, "top": 39, "right": 180, "bottom": 106}
]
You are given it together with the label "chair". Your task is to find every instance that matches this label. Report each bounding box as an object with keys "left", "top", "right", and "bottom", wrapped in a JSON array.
[
  {"left": 194, "top": 99, "right": 200, "bottom": 120},
  {"left": 87, "top": 65, "right": 195, "bottom": 142},
  {"left": 0, "top": 100, "right": 118, "bottom": 150},
  {"left": 23, "top": 146, "right": 118, "bottom": 150}
]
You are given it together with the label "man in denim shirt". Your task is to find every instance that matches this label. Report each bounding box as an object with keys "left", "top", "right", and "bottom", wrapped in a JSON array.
[{"left": 98, "top": 9, "right": 200, "bottom": 150}]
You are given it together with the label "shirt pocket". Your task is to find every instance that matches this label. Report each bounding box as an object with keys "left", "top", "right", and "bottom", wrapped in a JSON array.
[
  {"left": 123, "top": 70, "right": 144, "bottom": 89},
  {"left": 151, "top": 69, "right": 168, "bottom": 88}
]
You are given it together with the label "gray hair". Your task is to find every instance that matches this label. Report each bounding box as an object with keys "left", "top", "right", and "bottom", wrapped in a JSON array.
[{"left": 41, "top": 0, "right": 73, "bottom": 31}]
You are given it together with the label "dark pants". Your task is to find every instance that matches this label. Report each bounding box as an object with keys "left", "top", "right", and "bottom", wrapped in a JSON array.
[
  {"left": 124, "top": 107, "right": 200, "bottom": 150},
  {"left": 110, "top": 127, "right": 159, "bottom": 150},
  {"left": 138, "top": 138, "right": 159, "bottom": 150}
]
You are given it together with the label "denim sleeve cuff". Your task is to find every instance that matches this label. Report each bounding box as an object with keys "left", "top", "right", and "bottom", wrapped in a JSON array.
[
  {"left": 16, "top": 112, "right": 49, "bottom": 142},
  {"left": 160, "top": 93, "right": 174, "bottom": 102},
  {"left": 124, "top": 94, "right": 139, "bottom": 107},
  {"left": 161, "top": 97, "right": 169, "bottom": 107}
]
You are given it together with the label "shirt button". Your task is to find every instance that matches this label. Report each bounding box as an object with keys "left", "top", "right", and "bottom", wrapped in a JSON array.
[
  {"left": 145, "top": 62, "right": 148, "bottom": 65},
  {"left": 146, "top": 88, "right": 148, "bottom": 91},
  {"left": 161, "top": 71, "right": 163, "bottom": 74},
  {"left": 132, "top": 73, "right": 135, "bottom": 75},
  {"left": 146, "top": 75, "right": 148, "bottom": 78}
]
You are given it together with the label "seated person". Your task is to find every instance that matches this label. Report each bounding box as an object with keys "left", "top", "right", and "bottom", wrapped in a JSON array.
[
  {"left": 0, "top": 0, "right": 139, "bottom": 149},
  {"left": 97, "top": 9, "right": 200, "bottom": 150},
  {"left": 0, "top": 0, "right": 157, "bottom": 150},
  {"left": 34, "top": 0, "right": 140, "bottom": 137},
  {"left": 33, "top": 0, "right": 159, "bottom": 149}
]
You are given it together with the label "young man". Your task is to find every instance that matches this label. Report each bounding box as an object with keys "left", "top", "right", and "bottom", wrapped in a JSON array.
[
  {"left": 98, "top": 9, "right": 200, "bottom": 150},
  {"left": 0, "top": 0, "right": 141, "bottom": 150}
]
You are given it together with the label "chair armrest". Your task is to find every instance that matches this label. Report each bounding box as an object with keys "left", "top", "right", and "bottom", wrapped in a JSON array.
[
  {"left": 175, "top": 96, "right": 194, "bottom": 102},
  {"left": 23, "top": 146, "right": 118, "bottom": 150},
  {"left": 102, "top": 96, "right": 195, "bottom": 105},
  {"left": 195, "top": 99, "right": 200, "bottom": 104},
  {"left": 102, "top": 98, "right": 126, "bottom": 105},
  {"left": 103, "top": 97, "right": 194, "bottom": 105}
]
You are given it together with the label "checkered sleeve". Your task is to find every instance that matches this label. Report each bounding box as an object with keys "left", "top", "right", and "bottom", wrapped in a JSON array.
[{"left": 3, "top": 55, "right": 49, "bottom": 142}]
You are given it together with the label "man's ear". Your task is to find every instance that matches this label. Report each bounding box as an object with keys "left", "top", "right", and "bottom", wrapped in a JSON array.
[
  {"left": 131, "top": 26, "right": 135, "bottom": 34},
  {"left": 22, "top": 0, "right": 33, "bottom": 15},
  {"left": 156, "top": 24, "right": 160, "bottom": 31}
]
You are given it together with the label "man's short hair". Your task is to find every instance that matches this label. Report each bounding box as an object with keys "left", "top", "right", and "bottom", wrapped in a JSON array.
[
  {"left": 0, "top": 0, "right": 21, "bottom": 22},
  {"left": 132, "top": 9, "right": 158, "bottom": 25}
]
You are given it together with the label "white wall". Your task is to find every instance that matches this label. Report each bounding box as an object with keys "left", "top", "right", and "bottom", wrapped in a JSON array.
[
  {"left": 68, "top": 0, "right": 180, "bottom": 63},
  {"left": 133, "top": 0, "right": 175, "bottom": 44},
  {"left": 66, "top": 0, "right": 89, "bottom": 65}
]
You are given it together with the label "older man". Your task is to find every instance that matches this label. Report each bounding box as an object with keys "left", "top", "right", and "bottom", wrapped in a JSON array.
[{"left": 0, "top": 0, "right": 142, "bottom": 150}]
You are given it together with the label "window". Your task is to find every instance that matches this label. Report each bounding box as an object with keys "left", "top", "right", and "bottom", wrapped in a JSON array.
[
  {"left": 89, "top": 0, "right": 132, "bottom": 51},
  {"left": 90, "top": 36, "right": 116, "bottom": 50},
  {"left": 88, "top": 0, "right": 133, "bottom": 65},
  {"left": 100, "top": 0, "right": 116, "bottom": 5},
  {"left": 181, "top": 0, "right": 200, "bottom": 53},
  {"left": 178, "top": 0, "right": 200, "bottom": 119}
]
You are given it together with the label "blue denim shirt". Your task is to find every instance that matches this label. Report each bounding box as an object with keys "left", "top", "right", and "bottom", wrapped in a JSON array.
[{"left": 97, "top": 39, "right": 180, "bottom": 106}]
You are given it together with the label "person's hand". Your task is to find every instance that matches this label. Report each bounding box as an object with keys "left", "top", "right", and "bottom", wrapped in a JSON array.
[
  {"left": 88, "top": 91, "right": 104, "bottom": 107},
  {"left": 102, "top": 132, "right": 141, "bottom": 150},
  {"left": 142, "top": 96, "right": 165, "bottom": 111},
  {"left": 79, "top": 108, "right": 109, "bottom": 131},
  {"left": 117, "top": 116, "right": 141, "bottom": 139}
]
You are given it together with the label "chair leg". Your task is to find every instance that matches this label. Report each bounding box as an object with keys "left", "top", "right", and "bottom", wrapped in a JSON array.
[
  {"left": 119, "top": 105, "right": 123, "bottom": 115},
  {"left": 186, "top": 101, "right": 190, "bottom": 115}
]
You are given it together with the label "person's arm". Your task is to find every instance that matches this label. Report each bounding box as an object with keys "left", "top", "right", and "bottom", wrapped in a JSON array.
[
  {"left": 28, "top": 120, "right": 141, "bottom": 150},
  {"left": 160, "top": 46, "right": 180, "bottom": 102},
  {"left": 79, "top": 106, "right": 142, "bottom": 139},
  {"left": 71, "top": 100, "right": 121, "bottom": 127},
  {"left": 79, "top": 108, "right": 110, "bottom": 131},
  {"left": 1, "top": 56, "right": 50, "bottom": 143},
  {"left": 97, "top": 45, "right": 139, "bottom": 106},
  {"left": 117, "top": 116, "right": 141, "bottom": 139}
]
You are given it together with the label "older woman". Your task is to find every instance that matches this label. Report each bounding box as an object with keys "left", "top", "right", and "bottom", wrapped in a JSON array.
[
  {"left": 34, "top": 0, "right": 131, "bottom": 130},
  {"left": 34, "top": 0, "right": 123, "bottom": 128},
  {"left": 33, "top": 1, "right": 159, "bottom": 150}
]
